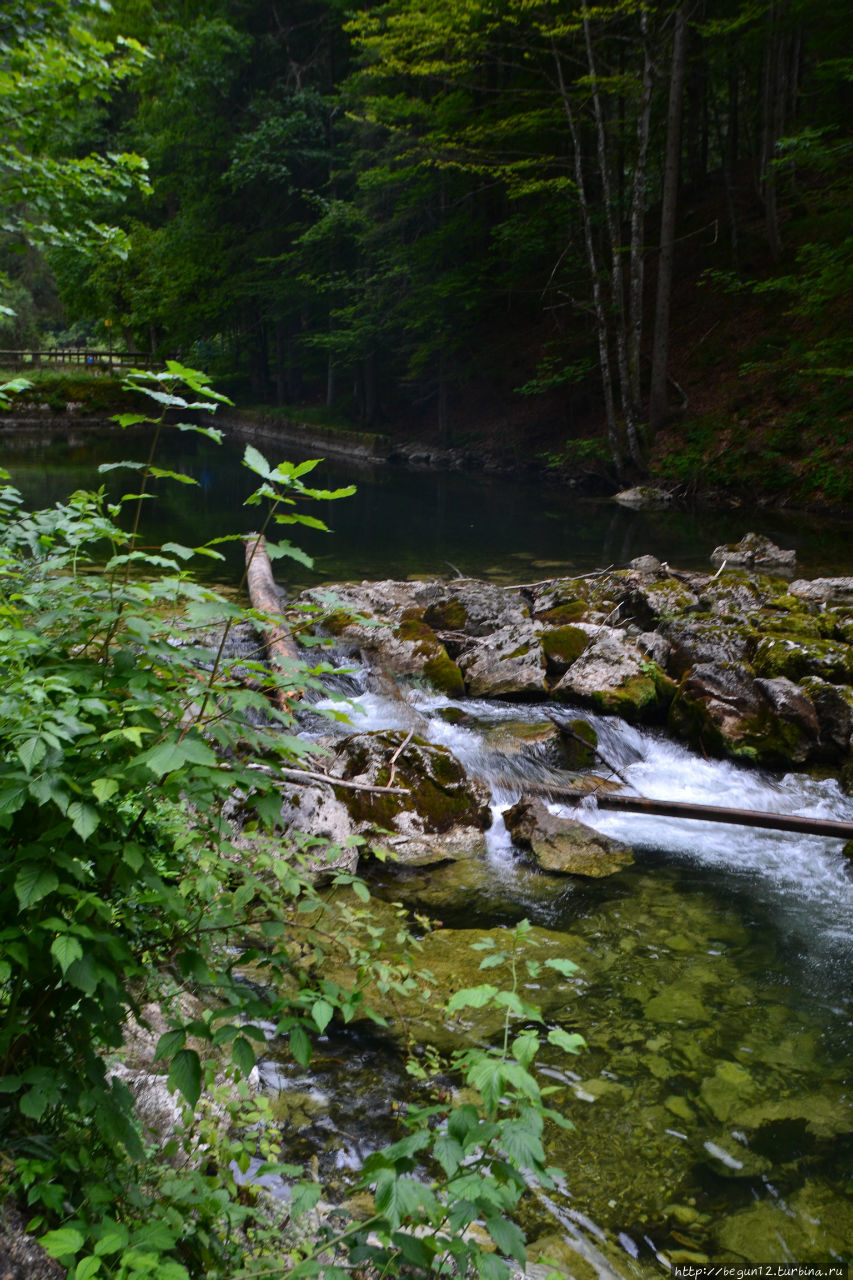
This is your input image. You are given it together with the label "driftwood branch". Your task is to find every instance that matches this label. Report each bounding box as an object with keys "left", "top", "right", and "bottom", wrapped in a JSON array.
[
  {"left": 590, "top": 792, "right": 853, "bottom": 839},
  {"left": 522, "top": 780, "right": 853, "bottom": 840},
  {"left": 245, "top": 532, "right": 301, "bottom": 710},
  {"left": 278, "top": 765, "right": 410, "bottom": 797}
]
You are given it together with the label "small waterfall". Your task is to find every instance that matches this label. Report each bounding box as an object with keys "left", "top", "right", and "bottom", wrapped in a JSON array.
[{"left": 310, "top": 671, "right": 853, "bottom": 961}]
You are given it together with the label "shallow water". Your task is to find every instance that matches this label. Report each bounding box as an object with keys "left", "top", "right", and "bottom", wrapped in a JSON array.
[{"left": 298, "top": 675, "right": 853, "bottom": 1272}]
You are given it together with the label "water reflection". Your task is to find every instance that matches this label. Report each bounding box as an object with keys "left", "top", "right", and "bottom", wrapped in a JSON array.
[{"left": 3, "top": 423, "right": 853, "bottom": 585}]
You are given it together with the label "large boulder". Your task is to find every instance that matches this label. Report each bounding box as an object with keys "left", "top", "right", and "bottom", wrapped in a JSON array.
[
  {"left": 668, "top": 662, "right": 821, "bottom": 765},
  {"left": 457, "top": 621, "right": 547, "bottom": 698},
  {"left": 552, "top": 625, "right": 675, "bottom": 722},
  {"left": 710, "top": 532, "right": 796, "bottom": 571},
  {"left": 504, "top": 798, "right": 634, "bottom": 876},
  {"left": 322, "top": 730, "right": 493, "bottom": 866}
]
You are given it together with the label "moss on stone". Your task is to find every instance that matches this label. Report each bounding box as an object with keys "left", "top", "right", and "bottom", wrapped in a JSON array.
[
  {"left": 324, "top": 609, "right": 358, "bottom": 635},
  {"left": 538, "top": 600, "right": 588, "bottom": 624},
  {"left": 423, "top": 650, "right": 465, "bottom": 697},
  {"left": 424, "top": 597, "right": 468, "bottom": 631},
  {"left": 540, "top": 625, "right": 589, "bottom": 671}
]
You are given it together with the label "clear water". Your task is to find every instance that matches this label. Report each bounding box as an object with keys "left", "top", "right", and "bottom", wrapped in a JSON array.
[
  {"left": 298, "top": 675, "right": 853, "bottom": 1272},
  {"left": 2, "top": 423, "right": 853, "bottom": 586}
]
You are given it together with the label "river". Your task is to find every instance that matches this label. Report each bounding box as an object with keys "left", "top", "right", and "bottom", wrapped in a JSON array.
[{"left": 3, "top": 421, "right": 852, "bottom": 1273}]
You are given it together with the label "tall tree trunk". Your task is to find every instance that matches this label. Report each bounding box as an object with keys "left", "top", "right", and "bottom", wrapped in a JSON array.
[
  {"left": 553, "top": 43, "right": 622, "bottom": 473},
  {"left": 582, "top": 2, "right": 643, "bottom": 469},
  {"left": 649, "top": 5, "right": 689, "bottom": 434},
  {"left": 627, "top": 7, "right": 655, "bottom": 424}
]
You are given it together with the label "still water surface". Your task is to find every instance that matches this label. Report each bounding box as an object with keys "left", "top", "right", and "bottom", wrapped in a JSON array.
[{"left": 2, "top": 423, "right": 852, "bottom": 584}]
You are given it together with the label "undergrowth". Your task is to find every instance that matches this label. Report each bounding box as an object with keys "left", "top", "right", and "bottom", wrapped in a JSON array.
[{"left": 0, "top": 365, "right": 579, "bottom": 1279}]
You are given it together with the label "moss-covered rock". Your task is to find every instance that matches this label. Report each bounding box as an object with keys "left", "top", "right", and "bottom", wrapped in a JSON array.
[
  {"left": 554, "top": 626, "right": 676, "bottom": 723},
  {"left": 539, "top": 625, "right": 590, "bottom": 676},
  {"left": 328, "top": 730, "right": 492, "bottom": 865}
]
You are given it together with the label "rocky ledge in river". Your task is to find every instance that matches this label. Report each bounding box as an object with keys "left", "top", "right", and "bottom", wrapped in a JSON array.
[{"left": 294, "top": 552, "right": 853, "bottom": 776}]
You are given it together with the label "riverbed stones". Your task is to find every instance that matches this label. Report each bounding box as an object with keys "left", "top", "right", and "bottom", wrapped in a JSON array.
[{"left": 504, "top": 797, "right": 634, "bottom": 876}]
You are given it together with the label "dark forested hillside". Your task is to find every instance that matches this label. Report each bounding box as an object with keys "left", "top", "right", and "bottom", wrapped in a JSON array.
[{"left": 3, "top": 0, "right": 852, "bottom": 501}]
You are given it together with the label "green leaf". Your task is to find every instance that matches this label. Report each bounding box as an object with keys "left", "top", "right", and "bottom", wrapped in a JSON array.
[
  {"left": 74, "top": 1257, "right": 102, "bottom": 1280},
  {"left": 51, "top": 934, "right": 84, "bottom": 975},
  {"left": 15, "top": 864, "right": 58, "bottom": 908},
  {"left": 475, "top": 1251, "right": 511, "bottom": 1280},
  {"left": 148, "top": 467, "right": 198, "bottom": 485},
  {"left": 93, "top": 1224, "right": 129, "bottom": 1256},
  {"left": 68, "top": 801, "right": 100, "bottom": 841},
  {"left": 161, "top": 542, "right": 194, "bottom": 560},
  {"left": 167, "top": 1049, "right": 202, "bottom": 1107},
  {"left": 154, "top": 1029, "right": 186, "bottom": 1061},
  {"left": 39, "top": 1228, "right": 85, "bottom": 1259},
  {"left": 290, "top": 1024, "right": 311, "bottom": 1067},
  {"left": 232, "top": 1035, "right": 255, "bottom": 1077},
  {"left": 92, "top": 777, "right": 119, "bottom": 803},
  {"left": 373, "top": 1172, "right": 434, "bottom": 1230},
  {"left": 433, "top": 1134, "right": 464, "bottom": 1176},
  {"left": 289, "top": 1180, "right": 323, "bottom": 1220},
  {"left": 547, "top": 1028, "right": 586, "bottom": 1055},
  {"left": 544, "top": 957, "right": 579, "bottom": 977},
  {"left": 19, "top": 1087, "right": 48, "bottom": 1119},
  {"left": 263, "top": 539, "right": 314, "bottom": 568},
  {"left": 243, "top": 444, "right": 272, "bottom": 479},
  {"left": 17, "top": 735, "right": 46, "bottom": 773},
  {"left": 112, "top": 413, "right": 150, "bottom": 428},
  {"left": 136, "top": 735, "right": 217, "bottom": 776},
  {"left": 447, "top": 984, "right": 499, "bottom": 1014},
  {"left": 484, "top": 1215, "right": 526, "bottom": 1265},
  {"left": 312, "top": 999, "right": 334, "bottom": 1034}
]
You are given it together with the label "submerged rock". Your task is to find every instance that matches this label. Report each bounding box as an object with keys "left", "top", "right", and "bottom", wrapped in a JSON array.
[{"left": 504, "top": 797, "right": 634, "bottom": 876}]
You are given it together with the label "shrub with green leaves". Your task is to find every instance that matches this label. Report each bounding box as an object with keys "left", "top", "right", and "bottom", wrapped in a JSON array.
[{"left": 0, "top": 366, "right": 580, "bottom": 1280}]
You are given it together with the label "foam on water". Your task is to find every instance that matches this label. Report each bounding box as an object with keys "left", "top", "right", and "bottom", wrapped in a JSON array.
[{"left": 309, "top": 678, "right": 853, "bottom": 955}]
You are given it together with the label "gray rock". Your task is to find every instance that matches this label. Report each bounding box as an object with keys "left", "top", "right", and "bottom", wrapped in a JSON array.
[
  {"left": 789, "top": 576, "right": 853, "bottom": 605},
  {"left": 710, "top": 532, "right": 796, "bottom": 570},
  {"left": 457, "top": 621, "right": 546, "bottom": 697},
  {"left": 627, "top": 554, "right": 663, "bottom": 573},
  {"left": 553, "top": 625, "right": 674, "bottom": 721},
  {"left": 612, "top": 486, "right": 673, "bottom": 508},
  {"left": 504, "top": 797, "right": 634, "bottom": 876},
  {"left": 0, "top": 1201, "right": 64, "bottom": 1280}
]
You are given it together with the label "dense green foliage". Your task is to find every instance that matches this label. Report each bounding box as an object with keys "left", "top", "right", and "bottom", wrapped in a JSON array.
[
  {"left": 0, "top": 365, "right": 583, "bottom": 1278},
  {"left": 1, "top": 0, "right": 850, "bottom": 486}
]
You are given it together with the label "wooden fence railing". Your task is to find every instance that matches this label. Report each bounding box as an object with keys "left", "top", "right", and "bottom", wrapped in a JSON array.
[{"left": 0, "top": 350, "right": 170, "bottom": 372}]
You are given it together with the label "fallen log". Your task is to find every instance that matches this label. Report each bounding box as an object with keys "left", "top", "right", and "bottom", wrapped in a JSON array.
[
  {"left": 245, "top": 532, "right": 301, "bottom": 710},
  {"left": 581, "top": 791, "right": 853, "bottom": 841}
]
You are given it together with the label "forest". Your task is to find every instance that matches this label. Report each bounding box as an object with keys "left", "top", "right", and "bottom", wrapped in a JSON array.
[{"left": 1, "top": 0, "right": 851, "bottom": 499}]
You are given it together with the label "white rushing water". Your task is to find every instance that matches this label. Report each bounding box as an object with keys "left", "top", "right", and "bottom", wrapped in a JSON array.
[{"left": 310, "top": 673, "right": 853, "bottom": 959}]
